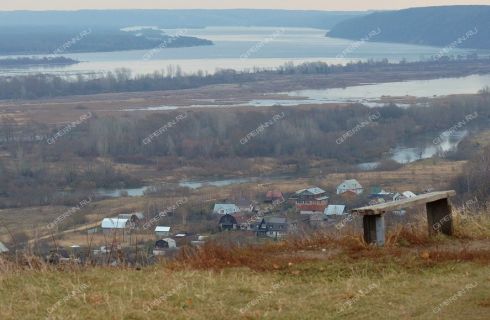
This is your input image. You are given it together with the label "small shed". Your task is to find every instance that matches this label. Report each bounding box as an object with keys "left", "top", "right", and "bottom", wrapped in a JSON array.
[
  {"left": 155, "top": 226, "right": 171, "bottom": 238},
  {"left": 155, "top": 238, "right": 177, "bottom": 249}
]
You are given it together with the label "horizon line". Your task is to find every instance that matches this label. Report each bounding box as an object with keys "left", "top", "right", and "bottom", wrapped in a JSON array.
[{"left": 1, "top": 4, "right": 488, "bottom": 13}]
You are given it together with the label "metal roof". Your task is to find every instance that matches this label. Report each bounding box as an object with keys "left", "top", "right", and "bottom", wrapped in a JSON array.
[
  {"left": 296, "top": 187, "right": 326, "bottom": 196},
  {"left": 337, "top": 179, "right": 363, "bottom": 190},
  {"left": 213, "top": 204, "right": 240, "bottom": 214},
  {"left": 324, "top": 205, "right": 346, "bottom": 216},
  {"left": 101, "top": 218, "right": 129, "bottom": 229},
  {"left": 155, "top": 226, "right": 171, "bottom": 232},
  {"left": 264, "top": 217, "right": 287, "bottom": 224},
  {"left": 315, "top": 196, "right": 329, "bottom": 201}
]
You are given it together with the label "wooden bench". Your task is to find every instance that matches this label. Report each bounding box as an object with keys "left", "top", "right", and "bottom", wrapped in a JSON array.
[{"left": 351, "top": 190, "right": 456, "bottom": 245}]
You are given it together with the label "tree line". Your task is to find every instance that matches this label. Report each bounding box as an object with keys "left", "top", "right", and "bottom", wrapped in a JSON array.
[
  {"left": 1, "top": 93, "right": 489, "bottom": 208},
  {"left": 0, "top": 58, "right": 489, "bottom": 100}
]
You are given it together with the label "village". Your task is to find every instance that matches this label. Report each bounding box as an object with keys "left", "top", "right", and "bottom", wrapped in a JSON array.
[{"left": 1, "top": 177, "right": 432, "bottom": 265}]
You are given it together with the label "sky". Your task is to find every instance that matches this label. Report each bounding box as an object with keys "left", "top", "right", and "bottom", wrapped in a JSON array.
[{"left": 0, "top": 0, "right": 488, "bottom": 11}]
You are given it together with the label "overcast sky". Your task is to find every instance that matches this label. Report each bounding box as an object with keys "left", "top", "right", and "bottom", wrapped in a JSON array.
[{"left": 0, "top": 0, "right": 488, "bottom": 11}]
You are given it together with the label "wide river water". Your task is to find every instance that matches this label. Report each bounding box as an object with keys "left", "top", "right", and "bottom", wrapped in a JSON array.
[{"left": 0, "top": 26, "right": 480, "bottom": 76}]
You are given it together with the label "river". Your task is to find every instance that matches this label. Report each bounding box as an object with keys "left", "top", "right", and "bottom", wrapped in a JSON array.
[{"left": 0, "top": 26, "right": 478, "bottom": 77}]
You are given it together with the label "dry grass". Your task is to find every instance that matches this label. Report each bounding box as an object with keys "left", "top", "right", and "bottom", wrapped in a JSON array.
[
  {"left": 1, "top": 214, "right": 489, "bottom": 319},
  {"left": 169, "top": 213, "right": 490, "bottom": 272},
  {"left": 1, "top": 251, "right": 489, "bottom": 319}
]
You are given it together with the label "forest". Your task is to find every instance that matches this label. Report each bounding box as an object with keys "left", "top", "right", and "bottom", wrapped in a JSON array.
[
  {"left": 0, "top": 57, "right": 486, "bottom": 100},
  {"left": 0, "top": 26, "right": 213, "bottom": 55},
  {"left": 453, "top": 143, "right": 490, "bottom": 203},
  {"left": 1, "top": 92, "right": 489, "bottom": 208},
  {"left": 0, "top": 57, "right": 79, "bottom": 67},
  {"left": 328, "top": 5, "right": 490, "bottom": 49}
]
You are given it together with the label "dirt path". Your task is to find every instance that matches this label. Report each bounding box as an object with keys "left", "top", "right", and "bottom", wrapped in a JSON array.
[{"left": 27, "top": 221, "right": 100, "bottom": 245}]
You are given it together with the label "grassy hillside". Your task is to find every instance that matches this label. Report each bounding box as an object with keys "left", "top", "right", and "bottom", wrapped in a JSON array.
[
  {"left": 328, "top": 6, "right": 490, "bottom": 50},
  {"left": 1, "top": 214, "right": 489, "bottom": 320},
  {"left": 1, "top": 259, "right": 488, "bottom": 319}
]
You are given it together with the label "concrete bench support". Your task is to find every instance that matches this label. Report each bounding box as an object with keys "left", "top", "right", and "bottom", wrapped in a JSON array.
[
  {"left": 352, "top": 190, "right": 456, "bottom": 246},
  {"left": 426, "top": 198, "right": 453, "bottom": 236},
  {"left": 362, "top": 214, "right": 385, "bottom": 246}
]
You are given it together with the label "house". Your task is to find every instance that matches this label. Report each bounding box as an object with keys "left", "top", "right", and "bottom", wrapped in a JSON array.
[
  {"left": 213, "top": 203, "right": 240, "bottom": 215},
  {"left": 297, "top": 203, "right": 327, "bottom": 215},
  {"left": 118, "top": 212, "right": 145, "bottom": 227},
  {"left": 219, "top": 214, "right": 238, "bottom": 231},
  {"left": 294, "top": 187, "right": 328, "bottom": 204},
  {"left": 155, "top": 226, "right": 171, "bottom": 238},
  {"left": 0, "top": 241, "right": 9, "bottom": 254},
  {"left": 265, "top": 190, "right": 284, "bottom": 203},
  {"left": 293, "top": 187, "right": 328, "bottom": 214},
  {"left": 324, "top": 205, "right": 347, "bottom": 216},
  {"left": 393, "top": 191, "right": 417, "bottom": 201},
  {"left": 256, "top": 217, "right": 289, "bottom": 238},
  {"left": 337, "top": 179, "right": 364, "bottom": 195},
  {"left": 101, "top": 218, "right": 130, "bottom": 234}
]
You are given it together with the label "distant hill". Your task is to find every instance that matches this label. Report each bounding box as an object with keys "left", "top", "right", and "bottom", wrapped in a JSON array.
[
  {"left": 0, "top": 9, "right": 365, "bottom": 29},
  {"left": 0, "top": 27, "right": 213, "bottom": 55},
  {"left": 328, "top": 6, "right": 490, "bottom": 50}
]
